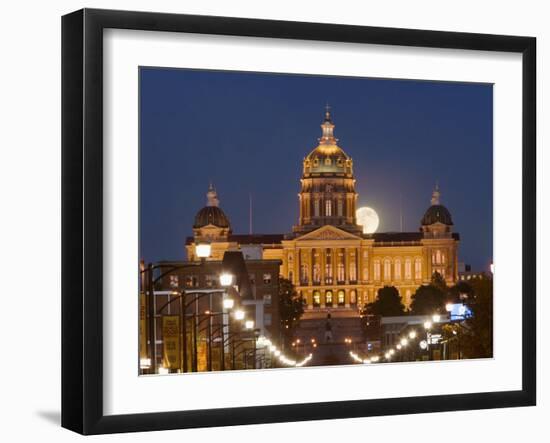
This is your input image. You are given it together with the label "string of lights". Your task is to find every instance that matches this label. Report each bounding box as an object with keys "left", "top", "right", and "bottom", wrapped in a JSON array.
[{"left": 257, "top": 336, "right": 314, "bottom": 367}]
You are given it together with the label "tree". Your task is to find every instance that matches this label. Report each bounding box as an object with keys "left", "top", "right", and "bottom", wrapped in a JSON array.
[
  {"left": 459, "top": 277, "right": 493, "bottom": 358},
  {"left": 448, "top": 280, "right": 474, "bottom": 303},
  {"left": 409, "top": 284, "right": 446, "bottom": 315},
  {"left": 366, "top": 286, "right": 405, "bottom": 317},
  {"left": 278, "top": 277, "right": 304, "bottom": 345},
  {"left": 431, "top": 271, "right": 448, "bottom": 293}
]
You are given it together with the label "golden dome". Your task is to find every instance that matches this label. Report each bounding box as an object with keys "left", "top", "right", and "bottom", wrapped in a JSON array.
[{"left": 303, "top": 107, "right": 353, "bottom": 176}]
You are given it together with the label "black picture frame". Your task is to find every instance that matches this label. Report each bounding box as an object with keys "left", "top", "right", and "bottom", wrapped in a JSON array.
[{"left": 62, "top": 8, "right": 536, "bottom": 435}]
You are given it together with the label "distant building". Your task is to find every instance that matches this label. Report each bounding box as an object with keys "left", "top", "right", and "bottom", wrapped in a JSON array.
[
  {"left": 186, "top": 108, "right": 460, "bottom": 314},
  {"left": 156, "top": 256, "right": 282, "bottom": 343},
  {"left": 458, "top": 263, "right": 492, "bottom": 281}
]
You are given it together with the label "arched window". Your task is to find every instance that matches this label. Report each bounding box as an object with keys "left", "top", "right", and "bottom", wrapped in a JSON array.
[
  {"left": 337, "top": 290, "right": 345, "bottom": 306},
  {"left": 313, "top": 291, "right": 321, "bottom": 307},
  {"left": 325, "top": 199, "right": 332, "bottom": 216},
  {"left": 363, "top": 267, "right": 369, "bottom": 282},
  {"left": 415, "top": 258, "right": 422, "bottom": 280},
  {"left": 313, "top": 264, "right": 320, "bottom": 283},
  {"left": 436, "top": 250, "right": 441, "bottom": 264},
  {"left": 325, "top": 290, "right": 333, "bottom": 306},
  {"left": 300, "top": 264, "right": 308, "bottom": 284},
  {"left": 314, "top": 199, "right": 320, "bottom": 216},
  {"left": 405, "top": 259, "right": 412, "bottom": 280},
  {"left": 384, "top": 259, "right": 391, "bottom": 280},
  {"left": 394, "top": 259, "right": 402, "bottom": 280},
  {"left": 337, "top": 199, "right": 343, "bottom": 216},
  {"left": 325, "top": 249, "right": 333, "bottom": 283},
  {"left": 374, "top": 260, "right": 381, "bottom": 281},
  {"left": 350, "top": 290, "right": 357, "bottom": 305},
  {"left": 349, "top": 258, "right": 357, "bottom": 282}
]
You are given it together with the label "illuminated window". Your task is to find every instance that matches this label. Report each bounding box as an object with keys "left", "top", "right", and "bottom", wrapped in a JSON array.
[
  {"left": 169, "top": 275, "right": 179, "bottom": 288},
  {"left": 337, "top": 199, "right": 343, "bottom": 216},
  {"left": 436, "top": 250, "right": 441, "bottom": 264},
  {"left": 263, "top": 273, "right": 272, "bottom": 285},
  {"left": 394, "top": 259, "right": 402, "bottom": 280},
  {"left": 374, "top": 260, "right": 381, "bottom": 281},
  {"left": 349, "top": 261, "right": 357, "bottom": 282},
  {"left": 415, "top": 258, "right": 422, "bottom": 280},
  {"left": 337, "top": 262, "right": 345, "bottom": 282},
  {"left": 363, "top": 267, "right": 369, "bottom": 281},
  {"left": 264, "top": 313, "right": 272, "bottom": 326},
  {"left": 350, "top": 290, "right": 357, "bottom": 305},
  {"left": 325, "top": 249, "right": 333, "bottom": 282},
  {"left": 300, "top": 264, "right": 308, "bottom": 284},
  {"left": 325, "top": 290, "right": 333, "bottom": 306},
  {"left": 337, "top": 290, "right": 345, "bottom": 306},
  {"left": 205, "top": 274, "right": 216, "bottom": 287},
  {"left": 313, "top": 291, "right": 321, "bottom": 307},
  {"left": 383, "top": 259, "right": 391, "bottom": 281},
  {"left": 325, "top": 157, "right": 332, "bottom": 165},
  {"left": 288, "top": 271, "right": 293, "bottom": 283},
  {"left": 313, "top": 264, "right": 321, "bottom": 283},
  {"left": 325, "top": 199, "right": 332, "bottom": 216},
  {"left": 314, "top": 199, "right": 320, "bottom": 216},
  {"left": 405, "top": 259, "right": 412, "bottom": 280}
]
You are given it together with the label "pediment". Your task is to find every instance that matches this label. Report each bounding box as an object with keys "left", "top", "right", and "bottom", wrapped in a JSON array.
[{"left": 296, "top": 225, "right": 362, "bottom": 241}]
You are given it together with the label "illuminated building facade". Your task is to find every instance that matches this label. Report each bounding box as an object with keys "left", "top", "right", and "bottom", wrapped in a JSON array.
[{"left": 186, "top": 109, "right": 460, "bottom": 311}]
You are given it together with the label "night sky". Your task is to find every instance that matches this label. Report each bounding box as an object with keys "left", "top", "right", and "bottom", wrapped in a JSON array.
[{"left": 140, "top": 68, "right": 493, "bottom": 271}]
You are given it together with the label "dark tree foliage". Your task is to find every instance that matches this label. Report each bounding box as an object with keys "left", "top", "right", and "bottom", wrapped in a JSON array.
[
  {"left": 279, "top": 277, "right": 304, "bottom": 344},
  {"left": 441, "top": 276, "right": 493, "bottom": 359},
  {"left": 448, "top": 280, "right": 474, "bottom": 303},
  {"left": 366, "top": 286, "right": 405, "bottom": 317},
  {"left": 409, "top": 284, "right": 446, "bottom": 315},
  {"left": 431, "top": 271, "right": 448, "bottom": 293},
  {"left": 460, "top": 277, "right": 493, "bottom": 358}
]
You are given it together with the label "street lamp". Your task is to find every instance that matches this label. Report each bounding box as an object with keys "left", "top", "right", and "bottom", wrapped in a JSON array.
[
  {"left": 195, "top": 242, "right": 212, "bottom": 259},
  {"left": 432, "top": 314, "right": 441, "bottom": 323},
  {"left": 219, "top": 272, "right": 234, "bottom": 287},
  {"left": 400, "top": 338, "right": 408, "bottom": 347},
  {"left": 223, "top": 298, "right": 235, "bottom": 310},
  {"left": 445, "top": 303, "right": 453, "bottom": 313},
  {"left": 245, "top": 320, "right": 255, "bottom": 330},
  {"left": 408, "top": 330, "right": 417, "bottom": 339},
  {"left": 419, "top": 340, "right": 428, "bottom": 350},
  {"left": 234, "top": 309, "right": 245, "bottom": 321},
  {"left": 424, "top": 320, "right": 433, "bottom": 330}
]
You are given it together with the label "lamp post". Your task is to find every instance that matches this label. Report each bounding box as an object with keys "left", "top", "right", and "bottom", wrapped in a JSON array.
[{"left": 141, "top": 242, "right": 212, "bottom": 374}]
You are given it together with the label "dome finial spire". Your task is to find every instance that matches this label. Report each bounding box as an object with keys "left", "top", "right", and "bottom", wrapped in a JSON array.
[
  {"left": 320, "top": 104, "right": 336, "bottom": 143},
  {"left": 431, "top": 181, "right": 441, "bottom": 205},
  {"left": 324, "top": 103, "right": 332, "bottom": 121},
  {"left": 206, "top": 182, "right": 219, "bottom": 207}
]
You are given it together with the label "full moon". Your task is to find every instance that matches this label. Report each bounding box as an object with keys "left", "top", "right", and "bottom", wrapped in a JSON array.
[{"left": 356, "top": 206, "right": 380, "bottom": 234}]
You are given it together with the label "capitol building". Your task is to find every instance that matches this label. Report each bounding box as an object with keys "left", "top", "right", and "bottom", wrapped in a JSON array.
[{"left": 186, "top": 109, "right": 460, "bottom": 311}]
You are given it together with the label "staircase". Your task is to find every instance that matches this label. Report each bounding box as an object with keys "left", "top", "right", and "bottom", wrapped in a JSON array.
[{"left": 293, "top": 312, "right": 366, "bottom": 366}]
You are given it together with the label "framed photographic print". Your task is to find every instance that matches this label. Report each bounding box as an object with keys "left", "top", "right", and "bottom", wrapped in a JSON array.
[{"left": 61, "top": 8, "right": 536, "bottom": 435}]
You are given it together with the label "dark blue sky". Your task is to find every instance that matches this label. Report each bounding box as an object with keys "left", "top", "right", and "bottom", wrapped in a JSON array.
[{"left": 140, "top": 68, "right": 493, "bottom": 271}]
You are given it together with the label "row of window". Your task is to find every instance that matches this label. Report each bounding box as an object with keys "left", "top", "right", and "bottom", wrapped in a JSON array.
[
  {"left": 432, "top": 250, "right": 447, "bottom": 265},
  {"left": 311, "top": 289, "right": 357, "bottom": 307},
  {"left": 312, "top": 198, "right": 345, "bottom": 217},
  {"left": 373, "top": 258, "right": 422, "bottom": 281},
  {"left": 168, "top": 273, "right": 273, "bottom": 289}
]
